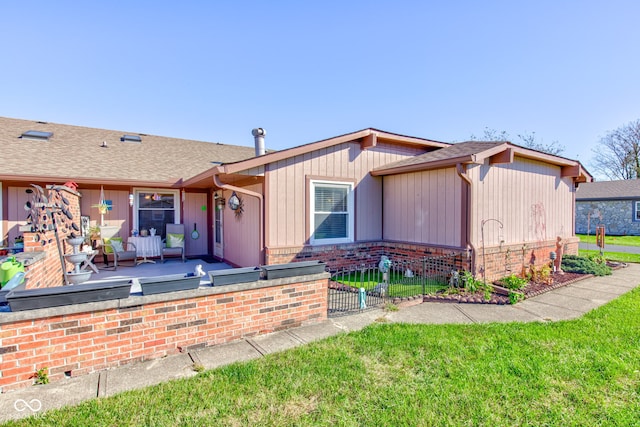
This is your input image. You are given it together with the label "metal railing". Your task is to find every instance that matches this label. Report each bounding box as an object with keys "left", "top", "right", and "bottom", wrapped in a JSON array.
[{"left": 328, "top": 253, "right": 467, "bottom": 317}]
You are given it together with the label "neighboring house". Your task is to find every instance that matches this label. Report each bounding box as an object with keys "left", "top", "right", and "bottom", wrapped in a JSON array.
[
  {"left": 575, "top": 180, "right": 640, "bottom": 235},
  {"left": 1, "top": 117, "right": 591, "bottom": 281}
]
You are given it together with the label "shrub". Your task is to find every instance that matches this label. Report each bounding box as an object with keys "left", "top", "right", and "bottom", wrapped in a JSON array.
[
  {"left": 501, "top": 274, "right": 528, "bottom": 290},
  {"left": 561, "top": 255, "right": 612, "bottom": 276}
]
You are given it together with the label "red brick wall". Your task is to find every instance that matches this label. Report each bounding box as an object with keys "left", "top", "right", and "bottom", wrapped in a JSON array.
[
  {"left": 265, "top": 237, "right": 578, "bottom": 282},
  {"left": 474, "top": 237, "right": 579, "bottom": 282},
  {"left": 0, "top": 276, "right": 327, "bottom": 393},
  {"left": 22, "top": 185, "right": 82, "bottom": 289},
  {"left": 265, "top": 241, "right": 468, "bottom": 272}
]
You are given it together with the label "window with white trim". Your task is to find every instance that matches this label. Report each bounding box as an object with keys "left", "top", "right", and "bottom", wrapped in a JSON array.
[
  {"left": 134, "top": 189, "right": 180, "bottom": 238},
  {"left": 310, "top": 180, "right": 354, "bottom": 244},
  {"left": 635, "top": 201, "right": 640, "bottom": 221}
]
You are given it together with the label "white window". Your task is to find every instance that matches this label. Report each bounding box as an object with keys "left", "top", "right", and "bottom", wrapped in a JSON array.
[
  {"left": 310, "top": 180, "right": 354, "bottom": 244},
  {"left": 133, "top": 189, "right": 181, "bottom": 238},
  {"left": 635, "top": 201, "right": 640, "bottom": 221}
]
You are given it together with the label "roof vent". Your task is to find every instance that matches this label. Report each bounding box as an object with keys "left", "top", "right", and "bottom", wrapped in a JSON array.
[
  {"left": 120, "top": 134, "right": 142, "bottom": 143},
  {"left": 21, "top": 130, "right": 53, "bottom": 141}
]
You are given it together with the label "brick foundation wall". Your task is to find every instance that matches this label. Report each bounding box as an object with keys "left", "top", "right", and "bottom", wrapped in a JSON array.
[
  {"left": 265, "top": 238, "right": 578, "bottom": 283},
  {"left": 0, "top": 275, "right": 328, "bottom": 393},
  {"left": 265, "top": 241, "right": 468, "bottom": 272},
  {"left": 476, "top": 237, "right": 579, "bottom": 282}
]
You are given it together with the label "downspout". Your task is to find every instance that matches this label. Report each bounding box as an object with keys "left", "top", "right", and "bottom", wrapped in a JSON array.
[
  {"left": 212, "top": 173, "right": 265, "bottom": 265},
  {"left": 456, "top": 163, "right": 476, "bottom": 275}
]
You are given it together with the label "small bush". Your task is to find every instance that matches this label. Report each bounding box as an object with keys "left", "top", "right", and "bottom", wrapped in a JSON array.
[
  {"left": 461, "top": 271, "right": 480, "bottom": 292},
  {"left": 561, "top": 255, "right": 612, "bottom": 276},
  {"left": 500, "top": 274, "right": 528, "bottom": 290}
]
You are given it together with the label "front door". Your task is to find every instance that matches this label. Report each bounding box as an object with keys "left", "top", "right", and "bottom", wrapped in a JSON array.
[{"left": 214, "top": 198, "right": 223, "bottom": 259}]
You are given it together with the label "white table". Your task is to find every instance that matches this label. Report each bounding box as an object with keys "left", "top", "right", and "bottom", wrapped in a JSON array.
[{"left": 127, "top": 236, "right": 162, "bottom": 264}]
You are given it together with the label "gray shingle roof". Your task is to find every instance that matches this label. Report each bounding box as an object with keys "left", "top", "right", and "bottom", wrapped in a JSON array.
[
  {"left": 372, "top": 141, "right": 507, "bottom": 173},
  {"left": 0, "top": 117, "right": 257, "bottom": 184},
  {"left": 576, "top": 179, "right": 640, "bottom": 200}
]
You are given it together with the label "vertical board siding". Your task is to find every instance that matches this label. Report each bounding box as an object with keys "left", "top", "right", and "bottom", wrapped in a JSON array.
[
  {"left": 183, "top": 192, "right": 208, "bottom": 256},
  {"left": 221, "top": 184, "right": 261, "bottom": 267},
  {"left": 265, "top": 142, "right": 425, "bottom": 247},
  {"left": 79, "top": 189, "right": 129, "bottom": 236},
  {"left": 470, "top": 157, "right": 574, "bottom": 246},
  {"left": 7, "top": 187, "right": 30, "bottom": 243},
  {"left": 383, "top": 168, "right": 462, "bottom": 247}
]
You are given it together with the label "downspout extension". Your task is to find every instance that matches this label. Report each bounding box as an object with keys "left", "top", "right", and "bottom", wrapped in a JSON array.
[
  {"left": 456, "top": 163, "right": 476, "bottom": 275},
  {"left": 213, "top": 173, "right": 265, "bottom": 265}
]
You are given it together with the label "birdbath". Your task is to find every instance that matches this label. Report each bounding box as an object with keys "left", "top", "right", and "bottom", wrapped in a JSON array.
[{"left": 64, "top": 236, "right": 92, "bottom": 284}]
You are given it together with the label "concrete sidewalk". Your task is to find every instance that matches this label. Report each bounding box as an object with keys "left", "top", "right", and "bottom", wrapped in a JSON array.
[{"left": 2, "top": 263, "right": 639, "bottom": 422}]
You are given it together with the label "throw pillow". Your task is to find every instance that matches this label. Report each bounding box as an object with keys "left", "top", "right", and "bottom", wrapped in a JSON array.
[
  {"left": 167, "top": 233, "right": 184, "bottom": 248},
  {"left": 110, "top": 238, "right": 124, "bottom": 253}
]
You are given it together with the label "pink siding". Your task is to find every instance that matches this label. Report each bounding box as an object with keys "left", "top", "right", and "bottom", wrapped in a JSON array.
[
  {"left": 6, "top": 187, "right": 30, "bottom": 244},
  {"left": 469, "top": 157, "right": 575, "bottom": 247},
  {"left": 383, "top": 168, "right": 463, "bottom": 247},
  {"left": 265, "top": 142, "right": 424, "bottom": 247},
  {"left": 79, "top": 189, "right": 130, "bottom": 237},
  {"left": 221, "top": 184, "right": 261, "bottom": 267},
  {"left": 182, "top": 192, "right": 208, "bottom": 256}
]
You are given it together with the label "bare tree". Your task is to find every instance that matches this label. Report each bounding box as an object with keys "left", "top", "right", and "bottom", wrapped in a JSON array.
[
  {"left": 470, "top": 127, "right": 565, "bottom": 156},
  {"left": 590, "top": 120, "right": 640, "bottom": 180}
]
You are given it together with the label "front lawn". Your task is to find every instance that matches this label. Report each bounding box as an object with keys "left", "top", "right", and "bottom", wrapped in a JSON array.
[
  {"left": 331, "top": 270, "right": 449, "bottom": 297},
  {"left": 579, "top": 248, "right": 640, "bottom": 264},
  {"left": 7, "top": 289, "right": 639, "bottom": 426}
]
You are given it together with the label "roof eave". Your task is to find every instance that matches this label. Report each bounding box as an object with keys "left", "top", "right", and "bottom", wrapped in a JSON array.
[
  {"left": 221, "top": 129, "right": 450, "bottom": 175},
  {"left": 371, "top": 155, "right": 478, "bottom": 176},
  {"left": 0, "top": 174, "right": 180, "bottom": 188}
]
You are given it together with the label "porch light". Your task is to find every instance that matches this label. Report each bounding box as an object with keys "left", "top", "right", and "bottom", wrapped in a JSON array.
[
  {"left": 129, "top": 194, "right": 134, "bottom": 207},
  {"left": 228, "top": 192, "right": 240, "bottom": 210}
]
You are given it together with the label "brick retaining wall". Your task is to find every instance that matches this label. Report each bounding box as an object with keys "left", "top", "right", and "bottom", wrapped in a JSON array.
[{"left": 0, "top": 274, "right": 328, "bottom": 393}]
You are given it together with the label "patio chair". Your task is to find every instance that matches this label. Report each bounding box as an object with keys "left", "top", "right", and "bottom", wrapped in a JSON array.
[
  {"left": 100, "top": 227, "right": 138, "bottom": 270},
  {"left": 161, "top": 224, "right": 186, "bottom": 263},
  {"left": 106, "top": 238, "right": 138, "bottom": 270}
]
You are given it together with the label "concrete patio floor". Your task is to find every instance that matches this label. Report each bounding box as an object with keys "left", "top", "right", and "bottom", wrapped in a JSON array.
[{"left": 83, "top": 257, "right": 234, "bottom": 292}]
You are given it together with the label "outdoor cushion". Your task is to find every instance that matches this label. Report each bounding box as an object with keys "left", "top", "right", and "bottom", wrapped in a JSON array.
[
  {"left": 110, "top": 239, "right": 124, "bottom": 253},
  {"left": 103, "top": 237, "right": 123, "bottom": 254},
  {"left": 167, "top": 233, "right": 184, "bottom": 248}
]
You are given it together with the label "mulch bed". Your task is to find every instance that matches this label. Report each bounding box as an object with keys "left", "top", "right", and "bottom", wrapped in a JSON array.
[
  {"left": 419, "top": 262, "right": 626, "bottom": 305},
  {"left": 420, "top": 272, "right": 589, "bottom": 305}
]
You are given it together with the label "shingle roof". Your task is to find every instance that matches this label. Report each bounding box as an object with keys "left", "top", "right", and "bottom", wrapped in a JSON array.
[
  {"left": 0, "top": 117, "right": 256, "bottom": 185},
  {"left": 576, "top": 179, "right": 640, "bottom": 200},
  {"left": 371, "top": 141, "right": 508, "bottom": 175}
]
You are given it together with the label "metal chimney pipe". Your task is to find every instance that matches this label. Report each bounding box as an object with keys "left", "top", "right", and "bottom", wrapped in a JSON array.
[{"left": 252, "top": 128, "right": 266, "bottom": 156}]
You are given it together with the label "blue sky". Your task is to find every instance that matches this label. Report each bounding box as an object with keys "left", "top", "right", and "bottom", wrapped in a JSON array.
[{"left": 2, "top": 1, "right": 639, "bottom": 176}]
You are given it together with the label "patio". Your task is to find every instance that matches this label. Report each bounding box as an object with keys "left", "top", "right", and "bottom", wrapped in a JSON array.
[{"left": 82, "top": 258, "right": 234, "bottom": 293}]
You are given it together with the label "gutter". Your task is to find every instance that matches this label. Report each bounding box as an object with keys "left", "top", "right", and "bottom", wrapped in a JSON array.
[
  {"left": 456, "top": 163, "right": 476, "bottom": 275},
  {"left": 212, "top": 173, "right": 265, "bottom": 265}
]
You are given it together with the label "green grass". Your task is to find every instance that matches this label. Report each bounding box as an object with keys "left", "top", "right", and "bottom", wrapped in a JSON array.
[
  {"left": 6, "top": 289, "right": 640, "bottom": 426},
  {"left": 579, "top": 249, "right": 640, "bottom": 264},
  {"left": 332, "top": 270, "right": 448, "bottom": 297},
  {"left": 577, "top": 233, "right": 640, "bottom": 247}
]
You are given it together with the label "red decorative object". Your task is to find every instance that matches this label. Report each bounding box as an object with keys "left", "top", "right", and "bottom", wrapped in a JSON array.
[{"left": 64, "top": 181, "right": 78, "bottom": 191}]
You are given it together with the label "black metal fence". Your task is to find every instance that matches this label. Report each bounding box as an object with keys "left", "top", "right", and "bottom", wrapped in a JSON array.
[{"left": 328, "top": 253, "right": 468, "bottom": 317}]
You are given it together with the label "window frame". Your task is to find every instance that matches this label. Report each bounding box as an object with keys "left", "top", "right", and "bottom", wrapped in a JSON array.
[
  {"left": 634, "top": 201, "right": 640, "bottom": 221},
  {"left": 132, "top": 188, "right": 181, "bottom": 231},
  {"left": 309, "top": 179, "right": 354, "bottom": 245}
]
